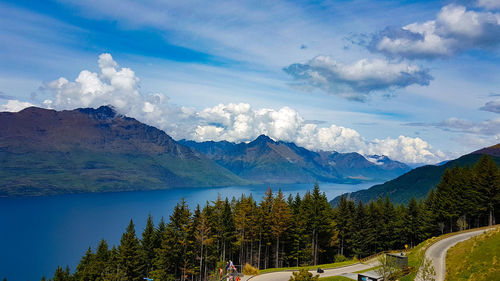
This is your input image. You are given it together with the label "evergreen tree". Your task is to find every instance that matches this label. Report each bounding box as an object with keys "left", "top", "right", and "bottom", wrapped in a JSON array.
[
  {"left": 107, "top": 245, "right": 120, "bottom": 281},
  {"left": 381, "top": 197, "right": 397, "bottom": 250},
  {"left": 407, "top": 198, "right": 420, "bottom": 247},
  {"left": 256, "top": 189, "right": 273, "bottom": 268},
  {"left": 475, "top": 155, "right": 500, "bottom": 226},
  {"left": 271, "top": 189, "right": 292, "bottom": 268},
  {"left": 118, "top": 220, "right": 143, "bottom": 281},
  {"left": 153, "top": 199, "right": 193, "bottom": 281},
  {"left": 335, "top": 196, "right": 352, "bottom": 256},
  {"left": 141, "top": 214, "right": 156, "bottom": 276},
  {"left": 75, "top": 247, "right": 94, "bottom": 281},
  {"left": 93, "top": 239, "right": 110, "bottom": 280},
  {"left": 154, "top": 216, "right": 167, "bottom": 250},
  {"left": 53, "top": 266, "right": 71, "bottom": 281},
  {"left": 351, "top": 201, "right": 368, "bottom": 258}
]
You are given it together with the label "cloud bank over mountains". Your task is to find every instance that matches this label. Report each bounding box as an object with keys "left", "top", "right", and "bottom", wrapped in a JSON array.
[{"left": 1, "top": 54, "right": 444, "bottom": 164}]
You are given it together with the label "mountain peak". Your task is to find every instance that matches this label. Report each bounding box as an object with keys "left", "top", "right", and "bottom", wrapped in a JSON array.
[
  {"left": 250, "top": 134, "right": 275, "bottom": 145},
  {"left": 77, "top": 105, "right": 118, "bottom": 120}
]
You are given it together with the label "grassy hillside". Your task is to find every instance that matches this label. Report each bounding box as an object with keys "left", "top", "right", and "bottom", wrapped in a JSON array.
[
  {"left": 445, "top": 228, "right": 500, "bottom": 281},
  {"left": 331, "top": 153, "right": 500, "bottom": 205}
]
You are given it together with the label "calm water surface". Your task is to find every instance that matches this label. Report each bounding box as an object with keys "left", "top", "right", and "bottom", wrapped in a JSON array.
[{"left": 0, "top": 182, "right": 379, "bottom": 281}]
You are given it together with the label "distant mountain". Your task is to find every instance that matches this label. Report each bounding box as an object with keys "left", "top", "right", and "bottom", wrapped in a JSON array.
[
  {"left": 0, "top": 106, "right": 246, "bottom": 196},
  {"left": 180, "top": 136, "right": 410, "bottom": 184},
  {"left": 330, "top": 144, "right": 500, "bottom": 205}
]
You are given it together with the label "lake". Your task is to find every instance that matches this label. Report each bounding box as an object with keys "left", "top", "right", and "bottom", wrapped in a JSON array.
[{"left": 0, "top": 182, "right": 379, "bottom": 281}]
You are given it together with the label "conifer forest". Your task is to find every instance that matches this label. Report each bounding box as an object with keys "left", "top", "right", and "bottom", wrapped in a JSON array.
[{"left": 47, "top": 156, "right": 499, "bottom": 281}]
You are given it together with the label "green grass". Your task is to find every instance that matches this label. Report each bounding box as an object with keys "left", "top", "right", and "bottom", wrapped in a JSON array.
[
  {"left": 318, "top": 276, "right": 352, "bottom": 281},
  {"left": 445, "top": 227, "right": 500, "bottom": 281},
  {"left": 399, "top": 225, "right": 500, "bottom": 281},
  {"left": 258, "top": 260, "right": 357, "bottom": 274}
]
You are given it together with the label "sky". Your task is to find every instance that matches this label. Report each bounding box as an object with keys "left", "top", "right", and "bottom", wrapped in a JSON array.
[{"left": 1, "top": 0, "right": 499, "bottom": 164}]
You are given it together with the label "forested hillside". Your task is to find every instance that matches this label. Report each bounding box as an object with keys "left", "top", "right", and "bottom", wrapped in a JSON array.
[
  {"left": 331, "top": 144, "right": 500, "bottom": 205},
  {"left": 46, "top": 156, "right": 499, "bottom": 281}
]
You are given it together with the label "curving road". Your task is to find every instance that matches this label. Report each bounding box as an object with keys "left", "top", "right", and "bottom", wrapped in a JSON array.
[
  {"left": 417, "top": 227, "right": 495, "bottom": 281},
  {"left": 242, "top": 261, "right": 377, "bottom": 281}
]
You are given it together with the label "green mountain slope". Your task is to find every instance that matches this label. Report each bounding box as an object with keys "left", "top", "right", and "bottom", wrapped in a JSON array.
[
  {"left": 330, "top": 146, "right": 500, "bottom": 205},
  {"left": 0, "top": 106, "right": 246, "bottom": 196}
]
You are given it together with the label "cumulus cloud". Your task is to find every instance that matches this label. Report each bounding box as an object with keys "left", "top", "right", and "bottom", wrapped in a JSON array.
[
  {"left": 480, "top": 100, "right": 500, "bottom": 113},
  {"left": 39, "top": 53, "right": 196, "bottom": 138},
  {"left": 33, "top": 53, "right": 443, "bottom": 163},
  {"left": 284, "top": 56, "right": 432, "bottom": 101},
  {"left": 0, "top": 100, "right": 35, "bottom": 112},
  {"left": 189, "top": 103, "right": 443, "bottom": 163},
  {"left": 370, "top": 4, "right": 500, "bottom": 59}
]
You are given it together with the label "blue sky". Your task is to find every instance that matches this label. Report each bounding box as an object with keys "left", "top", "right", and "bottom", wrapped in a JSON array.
[{"left": 1, "top": 0, "right": 499, "bottom": 163}]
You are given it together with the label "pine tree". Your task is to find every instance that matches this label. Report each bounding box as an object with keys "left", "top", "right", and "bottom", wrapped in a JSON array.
[
  {"left": 407, "top": 198, "right": 420, "bottom": 247},
  {"left": 475, "top": 155, "right": 500, "bottom": 226},
  {"left": 75, "top": 247, "right": 94, "bottom": 281},
  {"left": 351, "top": 201, "right": 368, "bottom": 258},
  {"left": 287, "top": 193, "right": 306, "bottom": 267},
  {"left": 141, "top": 214, "right": 156, "bottom": 276},
  {"left": 303, "top": 183, "right": 333, "bottom": 265},
  {"left": 194, "top": 204, "right": 212, "bottom": 281},
  {"left": 93, "top": 239, "right": 110, "bottom": 280},
  {"left": 118, "top": 220, "right": 143, "bottom": 281},
  {"left": 53, "top": 266, "right": 71, "bottom": 281},
  {"left": 107, "top": 246, "right": 120, "bottom": 281},
  {"left": 381, "top": 197, "right": 397, "bottom": 250},
  {"left": 335, "top": 195, "right": 352, "bottom": 257},
  {"left": 154, "top": 216, "right": 167, "bottom": 250},
  {"left": 152, "top": 199, "right": 193, "bottom": 281},
  {"left": 271, "top": 189, "right": 292, "bottom": 268},
  {"left": 256, "top": 189, "right": 273, "bottom": 268}
]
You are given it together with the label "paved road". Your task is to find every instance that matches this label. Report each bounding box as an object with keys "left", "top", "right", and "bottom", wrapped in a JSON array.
[
  {"left": 243, "top": 261, "right": 377, "bottom": 281},
  {"left": 417, "top": 227, "right": 495, "bottom": 281}
]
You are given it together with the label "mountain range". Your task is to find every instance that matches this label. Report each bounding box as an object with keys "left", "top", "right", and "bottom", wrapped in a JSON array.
[
  {"left": 180, "top": 137, "right": 410, "bottom": 184},
  {"left": 0, "top": 106, "right": 410, "bottom": 196},
  {"left": 0, "top": 106, "right": 245, "bottom": 196},
  {"left": 330, "top": 144, "right": 500, "bottom": 205}
]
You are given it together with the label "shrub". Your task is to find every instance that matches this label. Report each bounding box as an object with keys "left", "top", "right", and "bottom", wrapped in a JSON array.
[
  {"left": 289, "top": 269, "right": 319, "bottom": 281},
  {"left": 334, "top": 254, "right": 348, "bottom": 263},
  {"left": 242, "top": 263, "right": 260, "bottom": 275}
]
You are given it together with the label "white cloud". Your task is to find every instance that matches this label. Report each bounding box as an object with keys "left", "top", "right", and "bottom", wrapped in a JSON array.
[
  {"left": 370, "top": 4, "right": 500, "bottom": 59},
  {"left": 40, "top": 53, "right": 196, "bottom": 138},
  {"left": 189, "top": 103, "right": 443, "bottom": 163},
  {"left": 37, "top": 53, "right": 443, "bottom": 163},
  {"left": 284, "top": 56, "right": 432, "bottom": 101},
  {"left": 477, "top": 0, "right": 500, "bottom": 10},
  {"left": 0, "top": 100, "right": 34, "bottom": 112}
]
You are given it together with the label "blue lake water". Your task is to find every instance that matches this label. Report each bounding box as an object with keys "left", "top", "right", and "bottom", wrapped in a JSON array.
[{"left": 0, "top": 182, "right": 379, "bottom": 281}]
